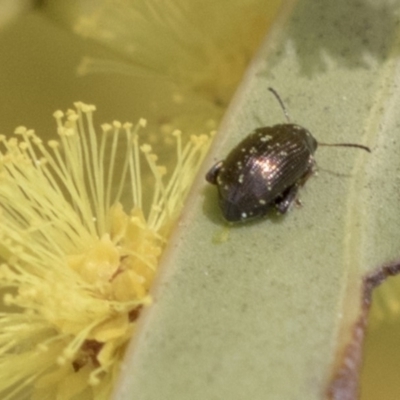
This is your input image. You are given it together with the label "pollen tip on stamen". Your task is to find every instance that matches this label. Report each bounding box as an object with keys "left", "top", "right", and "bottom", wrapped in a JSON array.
[
  {"left": 101, "top": 123, "right": 113, "bottom": 132},
  {"left": 32, "top": 136, "right": 43, "bottom": 145},
  {"left": 139, "top": 118, "right": 147, "bottom": 127},
  {"left": 83, "top": 104, "right": 96, "bottom": 113},
  {"left": 189, "top": 134, "right": 205, "bottom": 146},
  {"left": 14, "top": 126, "right": 27, "bottom": 135},
  {"left": 74, "top": 102, "right": 96, "bottom": 113},
  {"left": 112, "top": 121, "right": 122, "bottom": 129},
  {"left": 53, "top": 110, "right": 64, "bottom": 119},
  {"left": 63, "top": 128, "right": 76, "bottom": 137},
  {"left": 172, "top": 129, "right": 181, "bottom": 137},
  {"left": 89, "top": 374, "right": 101, "bottom": 386},
  {"left": 193, "top": 134, "right": 209, "bottom": 145},
  {"left": 73, "top": 101, "right": 83, "bottom": 109},
  {"left": 38, "top": 157, "right": 48, "bottom": 166},
  {"left": 7, "top": 139, "right": 18, "bottom": 149},
  {"left": 48, "top": 140, "right": 60, "bottom": 149},
  {"left": 123, "top": 122, "right": 132, "bottom": 130},
  {"left": 140, "top": 144, "right": 152, "bottom": 153},
  {"left": 67, "top": 114, "right": 79, "bottom": 123}
]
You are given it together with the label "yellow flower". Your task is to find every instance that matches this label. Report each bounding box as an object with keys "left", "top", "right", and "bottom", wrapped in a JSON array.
[{"left": 0, "top": 102, "right": 212, "bottom": 399}]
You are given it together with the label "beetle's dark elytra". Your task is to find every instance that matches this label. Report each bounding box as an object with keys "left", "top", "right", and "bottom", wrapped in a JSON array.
[
  {"left": 206, "top": 89, "right": 370, "bottom": 223},
  {"left": 206, "top": 124, "right": 316, "bottom": 221}
]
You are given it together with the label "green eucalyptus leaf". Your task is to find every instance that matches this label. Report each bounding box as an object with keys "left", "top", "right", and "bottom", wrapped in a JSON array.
[{"left": 114, "top": 0, "right": 400, "bottom": 399}]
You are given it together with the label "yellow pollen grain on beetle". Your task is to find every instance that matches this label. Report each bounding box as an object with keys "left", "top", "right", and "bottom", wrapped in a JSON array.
[{"left": 0, "top": 102, "right": 212, "bottom": 400}]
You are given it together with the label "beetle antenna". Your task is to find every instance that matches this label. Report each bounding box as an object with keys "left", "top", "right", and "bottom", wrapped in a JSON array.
[
  {"left": 319, "top": 142, "right": 371, "bottom": 152},
  {"left": 268, "top": 87, "right": 291, "bottom": 123}
]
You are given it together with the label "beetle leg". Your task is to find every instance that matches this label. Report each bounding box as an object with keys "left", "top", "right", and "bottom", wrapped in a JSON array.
[
  {"left": 274, "top": 184, "right": 301, "bottom": 214},
  {"left": 275, "top": 157, "right": 316, "bottom": 214},
  {"left": 205, "top": 161, "right": 224, "bottom": 184}
]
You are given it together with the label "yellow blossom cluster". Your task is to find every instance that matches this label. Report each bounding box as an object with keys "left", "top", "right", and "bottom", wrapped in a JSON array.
[{"left": 0, "top": 103, "right": 212, "bottom": 399}]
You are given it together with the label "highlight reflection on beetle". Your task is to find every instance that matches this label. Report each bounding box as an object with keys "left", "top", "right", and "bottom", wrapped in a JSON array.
[{"left": 206, "top": 88, "right": 371, "bottom": 222}]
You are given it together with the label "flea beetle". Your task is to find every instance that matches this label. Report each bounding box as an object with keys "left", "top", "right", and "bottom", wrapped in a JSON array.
[{"left": 206, "top": 88, "right": 370, "bottom": 222}]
